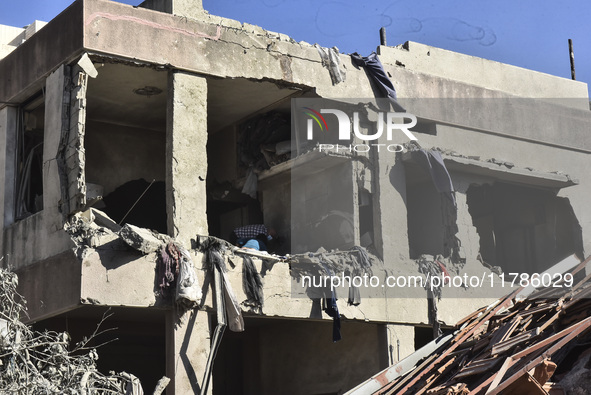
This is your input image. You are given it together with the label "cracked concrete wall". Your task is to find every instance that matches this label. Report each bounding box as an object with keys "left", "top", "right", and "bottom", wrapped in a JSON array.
[
  {"left": 386, "top": 324, "right": 416, "bottom": 364},
  {"left": 2, "top": 66, "right": 73, "bottom": 270},
  {"left": 166, "top": 71, "right": 208, "bottom": 242},
  {"left": 80, "top": 249, "right": 159, "bottom": 308},
  {"left": 15, "top": 250, "right": 81, "bottom": 323},
  {"left": 403, "top": 123, "right": 591, "bottom": 257},
  {"left": 81, "top": 0, "right": 377, "bottom": 99},
  {"left": 61, "top": 64, "right": 88, "bottom": 215},
  {"left": 166, "top": 309, "right": 211, "bottom": 395},
  {"left": 0, "top": 106, "right": 17, "bottom": 230},
  {"left": 0, "top": 106, "right": 17, "bottom": 260}
]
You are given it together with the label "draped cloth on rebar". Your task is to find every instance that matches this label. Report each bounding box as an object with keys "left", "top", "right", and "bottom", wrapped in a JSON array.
[
  {"left": 413, "top": 149, "right": 461, "bottom": 260},
  {"left": 158, "top": 243, "right": 180, "bottom": 295},
  {"left": 417, "top": 256, "right": 444, "bottom": 338},
  {"left": 347, "top": 246, "right": 372, "bottom": 306},
  {"left": 242, "top": 256, "right": 264, "bottom": 308},
  {"left": 351, "top": 52, "right": 405, "bottom": 111},
  {"left": 413, "top": 149, "right": 455, "bottom": 205},
  {"left": 176, "top": 247, "right": 202, "bottom": 309},
  {"left": 158, "top": 243, "right": 202, "bottom": 309},
  {"left": 321, "top": 262, "right": 342, "bottom": 342},
  {"left": 315, "top": 44, "right": 346, "bottom": 84},
  {"left": 206, "top": 245, "right": 245, "bottom": 332},
  {"left": 322, "top": 293, "right": 342, "bottom": 342}
]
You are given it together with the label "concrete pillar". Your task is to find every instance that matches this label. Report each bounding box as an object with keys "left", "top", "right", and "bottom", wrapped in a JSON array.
[
  {"left": 166, "top": 309, "right": 212, "bottom": 395},
  {"left": 0, "top": 105, "right": 17, "bottom": 230},
  {"left": 166, "top": 71, "right": 208, "bottom": 244},
  {"left": 385, "top": 324, "right": 415, "bottom": 364},
  {"left": 375, "top": 151, "right": 410, "bottom": 261},
  {"left": 43, "top": 65, "right": 66, "bottom": 213}
]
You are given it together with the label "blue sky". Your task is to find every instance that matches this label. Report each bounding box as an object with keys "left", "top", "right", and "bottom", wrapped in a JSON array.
[{"left": 1, "top": 0, "right": 590, "bottom": 92}]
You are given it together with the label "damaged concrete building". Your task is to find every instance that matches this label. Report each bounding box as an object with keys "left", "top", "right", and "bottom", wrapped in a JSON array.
[{"left": 1, "top": 0, "right": 590, "bottom": 393}]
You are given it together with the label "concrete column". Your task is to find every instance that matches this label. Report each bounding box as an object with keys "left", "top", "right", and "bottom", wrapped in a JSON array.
[
  {"left": 374, "top": 151, "right": 410, "bottom": 262},
  {"left": 43, "top": 65, "right": 66, "bottom": 213},
  {"left": 166, "top": 309, "right": 212, "bottom": 395},
  {"left": 385, "top": 324, "right": 415, "bottom": 364},
  {"left": 0, "top": 106, "right": 17, "bottom": 229},
  {"left": 166, "top": 71, "right": 208, "bottom": 243}
]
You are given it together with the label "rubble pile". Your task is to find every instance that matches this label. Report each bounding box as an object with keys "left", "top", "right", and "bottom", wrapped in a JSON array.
[{"left": 374, "top": 257, "right": 591, "bottom": 394}]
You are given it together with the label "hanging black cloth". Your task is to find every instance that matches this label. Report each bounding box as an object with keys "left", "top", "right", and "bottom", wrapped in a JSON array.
[
  {"left": 351, "top": 52, "right": 406, "bottom": 112},
  {"left": 322, "top": 291, "right": 342, "bottom": 342},
  {"left": 320, "top": 262, "right": 342, "bottom": 342},
  {"left": 242, "top": 256, "right": 264, "bottom": 308}
]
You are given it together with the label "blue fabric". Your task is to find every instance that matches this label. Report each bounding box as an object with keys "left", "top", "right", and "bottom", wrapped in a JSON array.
[{"left": 242, "top": 239, "right": 267, "bottom": 251}]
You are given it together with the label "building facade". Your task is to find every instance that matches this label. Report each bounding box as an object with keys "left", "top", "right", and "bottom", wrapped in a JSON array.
[{"left": 1, "top": 0, "right": 590, "bottom": 393}]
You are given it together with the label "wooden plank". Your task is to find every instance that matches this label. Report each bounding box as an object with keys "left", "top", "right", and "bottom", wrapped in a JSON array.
[
  {"left": 532, "top": 360, "right": 557, "bottom": 385},
  {"left": 519, "top": 303, "right": 559, "bottom": 317},
  {"left": 502, "top": 373, "right": 549, "bottom": 395},
  {"left": 487, "top": 316, "right": 591, "bottom": 395},
  {"left": 510, "top": 317, "right": 591, "bottom": 360},
  {"left": 455, "top": 305, "right": 489, "bottom": 329},
  {"left": 491, "top": 328, "right": 540, "bottom": 355},
  {"left": 454, "top": 357, "right": 501, "bottom": 379},
  {"left": 392, "top": 287, "right": 524, "bottom": 395},
  {"left": 537, "top": 311, "right": 561, "bottom": 333},
  {"left": 481, "top": 357, "right": 514, "bottom": 394}
]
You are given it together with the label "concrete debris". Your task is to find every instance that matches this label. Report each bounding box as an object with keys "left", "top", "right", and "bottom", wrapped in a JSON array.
[
  {"left": 558, "top": 351, "right": 591, "bottom": 394},
  {"left": 153, "top": 376, "right": 171, "bottom": 395},
  {"left": 477, "top": 253, "right": 503, "bottom": 275},
  {"left": 90, "top": 207, "right": 121, "bottom": 232},
  {"left": 120, "top": 223, "right": 164, "bottom": 254},
  {"left": 64, "top": 209, "right": 121, "bottom": 258},
  {"left": 76, "top": 53, "right": 98, "bottom": 78},
  {"left": 315, "top": 44, "right": 346, "bottom": 85}
]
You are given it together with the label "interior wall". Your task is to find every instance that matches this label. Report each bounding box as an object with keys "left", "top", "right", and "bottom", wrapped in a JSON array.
[
  {"left": 406, "top": 180, "right": 444, "bottom": 258},
  {"left": 85, "top": 120, "right": 165, "bottom": 196},
  {"left": 467, "top": 182, "right": 584, "bottom": 273},
  {"left": 206, "top": 123, "right": 264, "bottom": 240},
  {"left": 214, "top": 318, "right": 387, "bottom": 395},
  {"left": 207, "top": 125, "right": 238, "bottom": 184},
  {"left": 261, "top": 180, "right": 290, "bottom": 253},
  {"left": 289, "top": 161, "right": 356, "bottom": 254}
]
